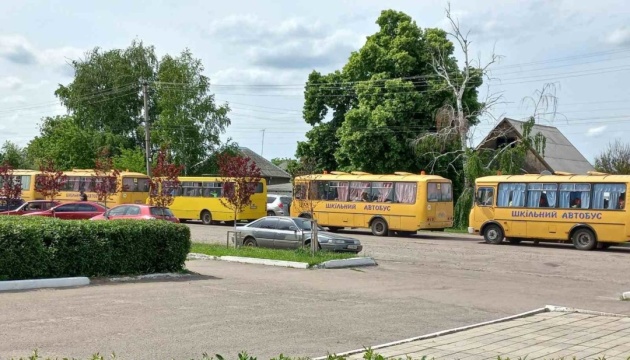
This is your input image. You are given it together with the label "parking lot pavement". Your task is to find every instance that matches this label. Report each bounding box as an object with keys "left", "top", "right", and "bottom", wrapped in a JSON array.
[
  {"left": 342, "top": 308, "right": 630, "bottom": 360},
  {"left": 1, "top": 223, "right": 629, "bottom": 359}
]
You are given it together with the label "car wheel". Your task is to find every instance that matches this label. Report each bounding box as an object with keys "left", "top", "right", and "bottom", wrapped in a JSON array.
[
  {"left": 483, "top": 224, "right": 504, "bottom": 244},
  {"left": 243, "top": 237, "right": 257, "bottom": 247},
  {"left": 371, "top": 218, "right": 389, "bottom": 236},
  {"left": 572, "top": 228, "right": 597, "bottom": 250},
  {"left": 201, "top": 211, "right": 212, "bottom": 225},
  {"left": 267, "top": 211, "right": 275, "bottom": 216}
]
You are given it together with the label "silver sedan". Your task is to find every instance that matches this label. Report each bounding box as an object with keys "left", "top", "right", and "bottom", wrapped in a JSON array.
[{"left": 236, "top": 216, "right": 363, "bottom": 253}]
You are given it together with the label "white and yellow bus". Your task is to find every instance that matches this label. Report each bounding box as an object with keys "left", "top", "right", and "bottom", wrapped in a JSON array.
[
  {"left": 17, "top": 169, "right": 150, "bottom": 206},
  {"left": 468, "top": 172, "right": 630, "bottom": 250},
  {"left": 290, "top": 171, "right": 454, "bottom": 236},
  {"left": 168, "top": 176, "right": 267, "bottom": 225}
]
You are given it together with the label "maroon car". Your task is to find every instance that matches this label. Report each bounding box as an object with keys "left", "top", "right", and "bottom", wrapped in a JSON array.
[
  {"left": 0, "top": 200, "right": 60, "bottom": 216},
  {"left": 90, "top": 204, "right": 179, "bottom": 223},
  {"left": 23, "top": 201, "right": 107, "bottom": 220}
]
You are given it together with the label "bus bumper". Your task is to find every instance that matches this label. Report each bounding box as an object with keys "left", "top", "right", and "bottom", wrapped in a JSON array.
[{"left": 467, "top": 227, "right": 475, "bottom": 234}]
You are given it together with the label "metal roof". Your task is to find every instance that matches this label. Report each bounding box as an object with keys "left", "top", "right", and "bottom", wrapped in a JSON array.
[
  {"left": 238, "top": 147, "right": 291, "bottom": 179},
  {"left": 478, "top": 118, "right": 595, "bottom": 174}
]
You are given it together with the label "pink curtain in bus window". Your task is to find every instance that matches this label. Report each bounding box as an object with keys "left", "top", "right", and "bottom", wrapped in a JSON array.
[
  {"left": 350, "top": 182, "right": 370, "bottom": 201},
  {"left": 337, "top": 182, "right": 349, "bottom": 201},
  {"left": 73, "top": 180, "right": 80, "bottom": 191},
  {"left": 396, "top": 183, "right": 416, "bottom": 203},
  {"left": 378, "top": 182, "right": 393, "bottom": 202}
]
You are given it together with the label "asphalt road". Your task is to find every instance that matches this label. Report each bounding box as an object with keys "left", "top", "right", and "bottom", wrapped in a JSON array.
[{"left": 1, "top": 222, "right": 629, "bottom": 359}]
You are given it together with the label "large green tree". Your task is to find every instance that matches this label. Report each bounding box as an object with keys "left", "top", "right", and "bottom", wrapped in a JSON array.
[
  {"left": 40, "top": 40, "right": 230, "bottom": 173},
  {"left": 0, "top": 141, "right": 29, "bottom": 169},
  {"left": 594, "top": 140, "right": 630, "bottom": 175},
  {"left": 297, "top": 10, "right": 482, "bottom": 175}
]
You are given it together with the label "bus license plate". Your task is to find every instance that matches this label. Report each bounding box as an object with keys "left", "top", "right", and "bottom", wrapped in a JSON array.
[{"left": 348, "top": 245, "right": 357, "bottom": 250}]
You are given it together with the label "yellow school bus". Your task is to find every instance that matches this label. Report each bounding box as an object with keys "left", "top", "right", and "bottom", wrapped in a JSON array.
[
  {"left": 12, "top": 170, "right": 40, "bottom": 201},
  {"left": 468, "top": 172, "right": 630, "bottom": 250},
  {"left": 168, "top": 176, "right": 267, "bottom": 225},
  {"left": 18, "top": 169, "right": 150, "bottom": 205},
  {"left": 290, "top": 171, "right": 454, "bottom": 236}
]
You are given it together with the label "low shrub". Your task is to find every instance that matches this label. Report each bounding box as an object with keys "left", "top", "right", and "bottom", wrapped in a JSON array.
[{"left": 0, "top": 217, "right": 191, "bottom": 280}]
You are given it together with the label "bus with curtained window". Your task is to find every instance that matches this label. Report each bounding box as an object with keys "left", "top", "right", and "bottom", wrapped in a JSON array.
[
  {"left": 167, "top": 176, "right": 267, "bottom": 225},
  {"left": 468, "top": 172, "right": 630, "bottom": 250},
  {"left": 290, "top": 171, "right": 454, "bottom": 236},
  {"left": 18, "top": 169, "right": 150, "bottom": 205}
]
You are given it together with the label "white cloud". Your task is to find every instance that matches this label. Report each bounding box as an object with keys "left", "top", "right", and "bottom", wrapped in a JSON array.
[
  {"left": 0, "top": 95, "right": 26, "bottom": 104},
  {"left": 206, "top": 15, "right": 364, "bottom": 69},
  {"left": 0, "top": 34, "right": 83, "bottom": 74},
  {"left": 606, "top": 27, "right": 630, "bottom": 46},
  {"left": 0, "top": 76, "right": 23, "bottom": 90},
  {"left": 587, "top": 125, "right": 607, "bottom": 137}
]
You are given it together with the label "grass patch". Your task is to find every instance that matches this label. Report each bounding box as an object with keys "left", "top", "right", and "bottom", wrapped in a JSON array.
[
  {"left": 190, "top": 243, "right": 357, "bottom": 267},
  {"left": 445, "top": 227, "right": 469, "bottom": 234}
]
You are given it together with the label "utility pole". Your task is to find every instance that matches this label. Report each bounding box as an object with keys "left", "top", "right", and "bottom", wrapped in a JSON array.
[
  {"left": 261, "top": 129, "right": 265, "bottom": 156},
  {"left": 143, "top": 81, "right": 151, "bottom": 177}
]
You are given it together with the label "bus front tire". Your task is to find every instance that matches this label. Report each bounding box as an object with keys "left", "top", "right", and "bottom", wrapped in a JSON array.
[
  {"left": 201, "top": 211, "right": 212, "bottom": 225},
  {"left": 572, "top": 228, "right": 597, "bottom": 251},
  {"left": 483, "top": 224, "right": 504, "bottom": 244},
  {"left": 371, "top": 218, "right": 389, "bottom": 237}
]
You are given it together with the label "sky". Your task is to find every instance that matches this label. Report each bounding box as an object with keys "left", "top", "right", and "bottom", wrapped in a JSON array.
[{"left": 1, "top": 0, "right": 630, "bottom": 166}]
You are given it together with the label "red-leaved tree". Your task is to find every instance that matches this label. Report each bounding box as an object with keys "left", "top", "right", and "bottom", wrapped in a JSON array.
[
  {"left": 217, "top": 154, "right": 262, "bottom": 233},
  {"left": 148, "top": 147, "right": 183, "bottom": 208},
  {"left": 35, "top": 159, "right": 67, "bottom": 201},
  {"left": 0, "top": 161, "right": 22, "bottom": 210},
  {"left": 93, "top": 147, "right": 124, "bottom": 208}
]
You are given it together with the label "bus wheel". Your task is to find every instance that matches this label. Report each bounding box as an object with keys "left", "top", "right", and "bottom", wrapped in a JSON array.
[
  {"left": 371, "top": 218, "right": 389, "bottom": 237},
  {"left": 327, "top": 227, "right": 340, "bottom": 232},
  {"left": 201, "top": 211, "right": 212, "bottom": 225},
  {"left": 572, "top": 228, "right": 597, "bottom": 250},
  {"left": 483, "top": 224, "right": 504, "bottom": 244},
  {"left": 507, "top": 238, "right": 521, "bottom": 244}
]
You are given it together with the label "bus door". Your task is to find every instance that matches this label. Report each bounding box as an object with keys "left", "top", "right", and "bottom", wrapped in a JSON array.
[{"left": 475, "top": 185, "right": 496, "bottom": 223}]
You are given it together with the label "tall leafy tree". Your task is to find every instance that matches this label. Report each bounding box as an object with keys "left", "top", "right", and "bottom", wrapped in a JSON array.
[
  {"left": 152, "top": 50, "right": 231, "bottom": 175},
  {"left": 0, "top": 141, "right": 28, "bottom": 169},
  {"left": 297, "top": 10, "right": 482, "bottom": 174},
  {"left": 594, "top": 140, "right": 630, "bottom": 175}
]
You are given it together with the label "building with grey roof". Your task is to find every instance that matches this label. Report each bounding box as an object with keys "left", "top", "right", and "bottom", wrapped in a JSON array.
[
  {"left": 476, "top": 118, "right": 594, "bottom": 174},
  {"left": 238, "top": 147, "right": 292, "bottom": 185}
]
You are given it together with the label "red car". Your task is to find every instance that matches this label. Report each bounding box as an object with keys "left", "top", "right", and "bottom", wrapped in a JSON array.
[
  {"left": 23, "top": 201, "right": 107, "bottom": 220},
  {"left": 0, "top": 200, "right": 60, "bottom": 216},
  {"left": 90, "top": 204, "right": 179, "bottom": 223}
]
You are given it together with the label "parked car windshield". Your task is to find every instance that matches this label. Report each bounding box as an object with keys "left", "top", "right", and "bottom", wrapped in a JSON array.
[{"left": 293, "top": 217, "right": 324, "bottom": 231}]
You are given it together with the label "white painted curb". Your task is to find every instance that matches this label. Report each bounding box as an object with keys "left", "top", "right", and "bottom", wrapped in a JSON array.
[
  {"left": 0, "top": 277, "right": 90, "bottom": 292},
  {"left": 317, "top": 257, "right": 378, "bottom": 269},
  {"left": 623, "top": 292, "right": 630, "bottom": 301},
  {"left": 219, "top": 256, "right": 309, "bottom": 269},
  {"left": 187, "top": 253, "right": 219, "bottom": 261}
]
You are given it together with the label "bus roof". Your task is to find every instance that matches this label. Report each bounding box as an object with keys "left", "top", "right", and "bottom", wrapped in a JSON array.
[
  {"left": 11, "top": 169, "right": 148, "bottom": 177},
  {"left": 476, "top": 172, "right": 630, "bottom": 184},
  {"left": 295, "top": 173, "right": 450, "bottom": 182}
]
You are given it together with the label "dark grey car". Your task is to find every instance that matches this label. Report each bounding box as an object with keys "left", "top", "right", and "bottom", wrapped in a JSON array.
[{"left": 236, "top": 216, "right": 363, "bottom": 253}]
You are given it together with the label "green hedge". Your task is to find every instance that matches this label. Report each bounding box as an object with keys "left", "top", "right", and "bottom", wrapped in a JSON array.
[{"left": 0, "top": 217, "right": 191, "bottom": 280}]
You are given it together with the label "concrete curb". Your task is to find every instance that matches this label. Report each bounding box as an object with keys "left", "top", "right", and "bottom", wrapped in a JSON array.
[
  {"left": 622, "top": 292, "right": 630, "bottom": 301},
  {"left": 316, "top": 257, "right": 378, "bottom": 269},
  {"left": 219, "top": 256, "right": 309, "bottom": 269},
  {"left": 0, "top": 277, "right": 90, "bottom": 292},
  {"left": 313, "top": 307, "right": 549, "bottom": 360},
  {"left": 109, "top": 273, "right": 193, "bottom": 282},
  {"left": 546, "top": 304, "right": 629, "bottom": 317},
  {"left": 187, "top": 253, "right": 219, "bottom": 261}
]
